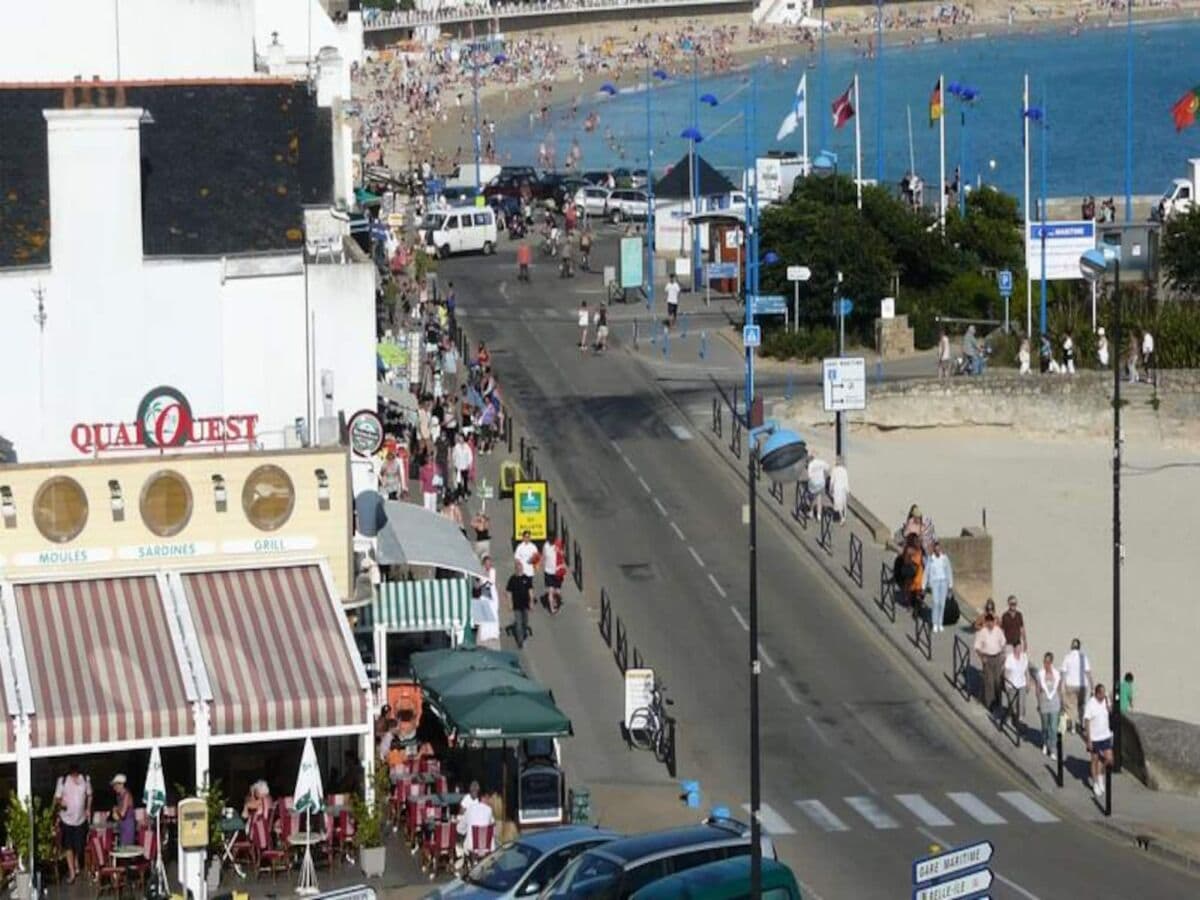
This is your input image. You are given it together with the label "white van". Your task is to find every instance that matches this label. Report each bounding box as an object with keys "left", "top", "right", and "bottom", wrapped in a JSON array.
[
  {"left": 443, "top": 162, "right": 502, "bottom": 189},
  {"left": 421, "top": 206, "right": 498, "bottom": 257}
]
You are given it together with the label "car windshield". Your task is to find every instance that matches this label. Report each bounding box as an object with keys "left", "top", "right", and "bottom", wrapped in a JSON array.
[
  {"left": 466, "top": 841, "right": 542, "bottom": 892},
  {"left": 547, "top": 852, "right": 621, "bottom": 898},
  {"left": 422, "top": 214, "right": 446, "bottom": 230}
]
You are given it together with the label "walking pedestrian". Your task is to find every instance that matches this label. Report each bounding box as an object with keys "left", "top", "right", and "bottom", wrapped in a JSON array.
[
  {"left": 922, "top": 539, "right": 953, "bottom": 633},
  {"left": 1036, "top": 652, "right": 1063, "bottom": 756},
  {"left": 973, "top": 613, "right": 1007, "bottom": 711},
  {"left": 806, "top": 453, "right": 830, "bottom": 521},
  {"left": 902, "top": 533, "right": 925, "bottom": 610},
  {"left": 830, "top": 456, "right": 850, "bottom": 525},
  {"left": 1062, "top": 329, "right": 1076, "bottom": 374},
  {"left": 1003, "top": 641, "right": 1030, "bottom": 726},
  {"left": 1018, "top": 336, "right": 1031, "bottom": 375},
  {"left": 1000, "top": 594, "right": 1027, "bottom": 652},
  {"left": 419, "top": 453, "right": 440, "bottom": 513},
  {"left": 1096, "top": 326, "right": 1109, "bottom": 367},
  {"left": 54, "top": 761, "right": 92, "bottom": 883},
  {"left": 380, "top": 449, "right": 405, "bottom": 500},
  {"left": 1060, "top": 638, "right": 1092, "bottom": 733},
  {"left": 505, "top": 569, "right": 534, "bottom": 648},
  {"left": 513, "top": 529, "right": 540, "bottom": 579},
  {"left": 1084, "top": 684, "right": 1114, "bottom": 798},
  {"left": 452, "top": 432, "right": 474, "bottom": 498},
  {"left": 1119, "top": 671, "right": 1136, "bottom": 713},
  {"left": 577, "top": 301, "right": 590, "bottom": 349},
  {"left": 665, "top": 273, "right": 681, "bottom": 326},
  {"left": 1141, "top": 328, "right": 1155, "bottom": 385},
  {"left": 541, "top": 536, "right": 564, "bottom": 614},
  {"left": 937, "top": 328, "right": 951, "bottom": 378},
  {"left": 593, "top": 304, "right": 609, "bottom": 352}
]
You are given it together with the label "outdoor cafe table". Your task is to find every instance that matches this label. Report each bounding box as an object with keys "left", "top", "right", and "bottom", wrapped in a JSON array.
[
  {"left": 218, "top": 815, "right": 246, "bottom": 877},
  {"left": 288, "top": 831, "right": 326, "bottom": 848},
  {"left": 111, "top": 843, "right": 144, "bottom": 874}
]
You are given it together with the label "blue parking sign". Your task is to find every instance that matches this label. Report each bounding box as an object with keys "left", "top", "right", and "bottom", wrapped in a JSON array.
[{"left": 997, "top": 269, "right": 1013, "bottom": 296}]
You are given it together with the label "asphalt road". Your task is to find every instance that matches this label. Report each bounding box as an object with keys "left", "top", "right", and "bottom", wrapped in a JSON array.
[{"left": 440, "top": 231, "right": 1199, "bottom": 898}]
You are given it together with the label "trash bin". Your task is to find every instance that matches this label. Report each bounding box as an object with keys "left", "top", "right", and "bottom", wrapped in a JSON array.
[{"left": 499, "top": 460, "right": 523, "bottom": 497}]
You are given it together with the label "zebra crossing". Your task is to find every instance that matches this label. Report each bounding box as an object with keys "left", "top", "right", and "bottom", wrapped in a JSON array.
[{"left": 743, "top": 790, "right": 1059, "bottom": 837}]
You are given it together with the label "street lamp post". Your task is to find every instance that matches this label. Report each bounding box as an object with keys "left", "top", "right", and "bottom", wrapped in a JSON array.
[
  {"left": 647, "top": 66, "right": 669, "bottom": 313},
  {"left": 813, "top": 150, "right": 845, "bottom": 456},
  {"left": 1080, "top": 246, "right": 1123, "bottom": 801}
]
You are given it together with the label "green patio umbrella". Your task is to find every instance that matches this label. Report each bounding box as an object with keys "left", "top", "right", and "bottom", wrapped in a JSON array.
[
  {"left": 439, "top": 685, "right": 573, "bottom": 740},
  {"left": 424, "top": 667, "right": 551, "bottom": 704},
  {"left": 377, "top": 341, "right": 407, "bottom": 368},
  {"left": 409, "top": 647, "right": 522, "bottom": 684},
  {"left": 356, "top": 186, "right": 383, "bottom": 206}
]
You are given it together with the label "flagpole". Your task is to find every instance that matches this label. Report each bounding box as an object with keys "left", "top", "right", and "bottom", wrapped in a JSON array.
[
  {"left": 819, "top": 0, "right": 828, "bottom": 150},
  {"left": 938, "top": 74, "right": 946, "bottom": 233},
  {"left": 1024, "top": 72, "right": 1032, "bottom": 338},
  {"left": 1124, "top": 0, "right": 1133, "bottom": 223},
  {"left": 906, "top": 105, "right": 914, "bottom": 175},
  {"left": 854, "top": 73, "right": 863, "bottom": 210},
  {"left": 875, "top": 0, "right": 884, "bottom": 184},
  {"left": 802, "top": 74, "right": 809, "bottom": 169},
  {"left": 1039, "top": 91, "right": 1048, "bottom": 337}
]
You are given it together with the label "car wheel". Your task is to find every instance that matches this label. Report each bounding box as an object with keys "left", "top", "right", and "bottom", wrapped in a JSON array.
[
  {"left": 439, "top": 244, "right": 450, "bottom": 259},
  {"left": 483, "top": 241, "right": 494, "bottom": 255}
]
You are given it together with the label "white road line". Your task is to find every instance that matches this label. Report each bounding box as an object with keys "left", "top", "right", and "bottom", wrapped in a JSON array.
[
  {"left": 794, "top": 800, "right": 849, "bottom": 833},
  {"left": 622, "top": 456, "right": 637, "bottom": 472},
  {"left": 670, "top": 521, "right": 686, "bottom": 541},
  {"left": 728, "top": 605, "right": 749, "bottom": 630},
  {"left": 804, "top": 716, "right": 833, "bottom": 747},
  {"left": 743, "top": 803, "right": 796, "bottom": 835},
  {"left": 637, "top": 476, "right": 652, "bottom": 493},
  {"left": 609, "top": 439, "right": 622, "bottom": 452},
  {"left": 916, "top": 827, "right": 1044, "bottom": 900},
  {"left": 758, "top": 644, "right": 777, "bottom": 669},
  {"left": 844, "top": 796, "right": 901, "bottom": 830},
  {"left": 946, "top": 792, "right": 1007, "bottom": 825},
  {"left": 669, "top": 425, "right": 694, "bottom": 441},
  {"left": 688, "top": 546, "right": 705, "bottom": 567},
  {"left": 777, "top": 677, "right": 802, "bottom": 705},
  {"left": 894, "top": 794, "right": 954, "bottom": 827},
  {"left": 841, "top": 765, "right": 878, "bottom": 795},
  {"left": 652, "top": 497, "right": 667, "bottom": 516},
  {"left": 708, "top": 575, "right": 728, "bottom": 598},
  {"left": 998, "top": 791, "right": 1060, "bottom": 823}
]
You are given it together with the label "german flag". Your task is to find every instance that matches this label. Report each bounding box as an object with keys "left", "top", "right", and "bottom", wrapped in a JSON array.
[{"left": 929, "top": 78, "right": 943, "bottom": 127}]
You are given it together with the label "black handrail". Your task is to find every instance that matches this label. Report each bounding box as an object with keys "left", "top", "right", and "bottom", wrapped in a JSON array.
[
  {"left": 729, "top": 415, "right": 742, "bottom": 459},
  {"left": 847, "top": 533, "right": 864, "bottom": 587},
  {"left": 599, "top": 588, "right": 612, "bottom": 646},
  {"left": 792, "top": 482, "right": 809, "bottom": 529},
  {"left": 818, "top": 510, "right": 833, "bottom": 554},
  {"left": 1000, "top": 679, "right": 1024, "bottom": 748},
  {"left": 614, "top": 617, "right": 628, "bottom": 674},
  {"left": 948, "top": 634, "right": 973, "bottom": 701},
  {"left": 572, "top": 541, "right": 582, "bottom": 591},
  {"left": 711, "top": 395, "right": 722, "bottom": 438},
  {"left": 877, "top": 561, "right": 897, "bottom": 623},
  {"left": 911, "top": 608, "right": 932, "bottom": 661}
]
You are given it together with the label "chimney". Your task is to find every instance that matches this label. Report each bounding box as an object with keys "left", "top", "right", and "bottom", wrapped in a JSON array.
[{"left": 43, "top": 104, "right": 145, "bottom": 269}]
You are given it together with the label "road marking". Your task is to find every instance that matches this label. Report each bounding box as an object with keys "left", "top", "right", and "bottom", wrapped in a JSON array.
[
  {"left": 670, "top": 521, "right": 686, "bottom": 541},
  {"left": 844, "top": 796, "right": 900, "bottom": 830},
  {"left": 729, "top": 605, "right": 749, "bottom": 630},
  {"left": 794, "top": 800, "right": 849, "bottom": 833},
  {"left": 777, "top": 677, "right": 802, "bottom": 705},
  {"left": 742, "top": 803, "right": 795, "bottom": 836},
  {"left": 637, "top": 476, "right": 652, "bottom": 493},
  {"left": 946, "top": 792, "right": 1007, "bottom": 825},
  {"left": 669, "top": 424, "right": 694, "bottom": 441},
  {"left": 688, "top": 546, "right": 705, "bottom": 567},
  {"left": 841, "top": 765, "right": 878, "bottom": 795},
  {"left": 894, "top": 794, "right": 954, "bottom": 827},
  {"left": 758, "top": 644, "right": 777, "bottom": 669},
  {"left": 622, "top": 456, "right": 637, "bottom": 472},
  {"left": 917, "top": 828, "right": 1044, "bottom": 900},
  {"left": 998, "top": 791, "right": 1059, "bottom": 823},
  {"left": 804, "top": 716, "right": 833, "bottom": 748},
  {"left": 609, "top": 439, "right": 622, "bottom": 452},
  {"left": 652, "top": 497, "right": 667, "bottom": 516},
  {"left": 709, "top": 575, "right": 728, "bottom": 598}
]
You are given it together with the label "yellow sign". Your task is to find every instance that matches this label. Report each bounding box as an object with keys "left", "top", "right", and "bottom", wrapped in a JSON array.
[
  {"left": 512, "top": 481, "right": 549, "bottom": 542},
  {"left": 177, "top": 797, "right": 209, "bottom": 851}
]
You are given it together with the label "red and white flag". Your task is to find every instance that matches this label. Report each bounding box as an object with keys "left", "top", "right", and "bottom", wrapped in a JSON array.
[{"left": 832, "top": 82, "right": 855, "bottom": 130}]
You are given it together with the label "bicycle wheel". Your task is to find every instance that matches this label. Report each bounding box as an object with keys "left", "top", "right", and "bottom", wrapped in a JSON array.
[
  {"left": 626, "top": 707, "right": 660, "bottom": 751},
  {"left": 653, "top": 716, "right": 672, "bottom": 764}
]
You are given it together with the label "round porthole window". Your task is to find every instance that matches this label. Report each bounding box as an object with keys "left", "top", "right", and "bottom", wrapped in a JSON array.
[
  {"left": 33, "top": 476, "right": 89, "bottom": 544},
  {"left": 140, "top": 470, "right": 193, "bottom": 537},
  {"left": 242, "top": 465, "right": 295, "bottom": 531}
]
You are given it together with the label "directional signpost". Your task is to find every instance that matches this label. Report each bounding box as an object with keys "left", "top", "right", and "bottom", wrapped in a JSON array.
[
  {"left": 787, "top": 265, "right": 811, "bottom": 333},
  {"left": 997, "top": 268, "right": 1013, "bottom": 332},
  {"left": 822, "top": 357, "right": 866, "bottom": 412},
  {"left": 705, "top": 261, "right": 738, "bottom": 306},
  {"left": 748, "top": 294, "right": 788, "bottom": 317},
  {"left": 912, "top": 840, "right": 994, "bottom": 900}
]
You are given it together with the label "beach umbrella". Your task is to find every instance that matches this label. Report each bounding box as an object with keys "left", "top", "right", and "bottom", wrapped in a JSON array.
[
  {"left": 680, "top": 127, "right": 704, "bottom": 143},
  {"left": 293, "top": 738, "right": 324, "bottom": 895},
  {"left": 653, "top": 69, "right": 669, "bottom": 80},
  {"left": 409, "top": 647, "right": 521, "bottom": 684},
  {"left": 493, "top": 53, "right": 508, "bottom": 65},
  {"left": 699, "top": 93, "right": 719, "bottom": 107},
  {"left": 142, "top": 747, "right": 168, "bottom": 895},
  {"left": 599, "top": 82, "right": 617, "bottom": 96}
]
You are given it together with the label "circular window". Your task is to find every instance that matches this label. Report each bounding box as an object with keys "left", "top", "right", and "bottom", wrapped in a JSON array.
[
  {"left": 140, "top": 470, "right": 193, "bottom": 537},
  {"left": 33, "top": 477, "right": 89, "bottom": 544},
  {"left": 242, "top": 465, "right": 295, "bottom": 531}
]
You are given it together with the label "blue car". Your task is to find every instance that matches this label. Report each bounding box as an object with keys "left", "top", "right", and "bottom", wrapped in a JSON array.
[{"left": 426, "top": 826, "right": 620, "bottom": 900}]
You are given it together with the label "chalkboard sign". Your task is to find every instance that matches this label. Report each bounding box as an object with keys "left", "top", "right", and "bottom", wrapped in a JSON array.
[{"left": 518, "top": 764, "right": 563, "bottom": 826}]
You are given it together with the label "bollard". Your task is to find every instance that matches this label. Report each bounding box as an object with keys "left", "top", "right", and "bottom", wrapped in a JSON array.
[
  {"left": 633, "top": 319, "right": 640, "bottom": 348},
  {"left": 1056, "top": 733, "right": 1064, "bottom": 787},
  {"left": 699, "top": 330, "right": 708, "bottom": 359}
]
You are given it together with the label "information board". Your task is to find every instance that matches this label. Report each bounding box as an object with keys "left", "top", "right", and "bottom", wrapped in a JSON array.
[
  {"left": 624, "top": 668, "right": 655, "bottom": 730},
  {"left": 822, "top": 357, "right": 867, "bottom": 412},
  {"left": 620, "top": 237, "right": 644, "bottom": 289},
  {"left": 512, "top": 481, "right": 549, "bottom": 541},
  {"left": 1026, "top": 220, "right": 1096, "bottom": 280}
]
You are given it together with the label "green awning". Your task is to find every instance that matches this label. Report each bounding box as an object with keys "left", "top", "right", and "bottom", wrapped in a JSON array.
[
  {"left": 360, "top": 578, "right": 472, "bottom": 634},
  {"left": 438, "top": 686, "right": 573, "bottom": 740},
  {"left": 409, "top": 647, "right": 522, "bottom": 684},
  {"left": 423, "top": 667, "right": 552, "bottom": 704}
]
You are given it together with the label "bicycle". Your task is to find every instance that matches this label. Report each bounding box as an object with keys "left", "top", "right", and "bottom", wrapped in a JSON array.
[{"left": 626, "top": 679, "right": 673, "bottom": 763}]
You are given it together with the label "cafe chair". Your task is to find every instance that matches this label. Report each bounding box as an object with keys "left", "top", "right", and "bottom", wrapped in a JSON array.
[
  {"left": 332, "top": 809, "right": 357, "bottom": 865},
  {"left": 404, "top": 799, "right": 427, "bottom": 854},
  {"left": 422, "top": 822, "right": 455, "bottom": 879},
  {"left": 127, "top": 830, "right": 156, "bottom": 892},
  {"left": 250, "top": 816, "right": 287, "bottom": 882},
  {"left": 469, "top": 824, "right": 496, "bottom": 863},
  {"left": 86, "top": 831, "right": 125, "bottom": 900},
  {"left": 313, "top": 813, "right": 336, "bottom": 871}
]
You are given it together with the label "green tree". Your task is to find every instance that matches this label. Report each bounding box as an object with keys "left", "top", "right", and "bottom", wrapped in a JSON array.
[
  {"left": 946, "top": 189, "right": 1024, "bottom": 271},
  {"left": 1160, "top": 207, "right": 1200, "bottom": 296}
]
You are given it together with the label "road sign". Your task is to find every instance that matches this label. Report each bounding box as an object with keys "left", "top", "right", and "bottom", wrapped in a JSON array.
[
  {"left": 749, "top": 294, "right": 788, "bottom": 316},
  {"left": 743, "top": 325, "right": 762, "bottom": 348},
  {"left": 832, "top": 297, "right": 854, "bottom": 317},
  {"left": 787, "top": 265, "right": 812, "bottom": 282},
  {"left": 512, "top": 481, "right": 549, "bottom": 541},
  {"left": 1026, "top": 220, "right": 1096, "bottom": 280},
  {"left": 913, "top": 841, "right": 994, "bottom": 885},
  {"left": 822, "top": 357, "right": 866, "bottom": 412},
  {"left": 706, "top": 262, "right": 738, "bottom": 279},
  {"left": 911, "top": 868, "right": 992, "bottom": 900},
  {"left": 997, "top": 269, "right": 1013, "bottom": 296}
]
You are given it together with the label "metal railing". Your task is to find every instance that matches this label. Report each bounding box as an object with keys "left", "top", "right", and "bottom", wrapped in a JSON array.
[
  {"left": 729, "top": 414, "right": 742, "bottom": 459},
  {"left": 847, "top": 533, "right": 863, "bottom": 587},
  {"left": 573, "top": 540, "right": 583, "bottom": 590},
  {"left": 792, "top": 482, "right": 809, "bottom": 529},
  {"left": 817, "top": 510, "right": 833, "bottom": 553},
  {"left": 999, "top": 679, "right": 1024, "bottom": 748},
  {"left": 599, "top": 588, "right": 612, "bottom": 645},
  {"left": 911, "top": 608, "right": 932, "bottom": 661},
  {"left": 949, "top": 634, "right": 973, "bottom": 701},
  {"left": 711, "top": 396, "right": 722, "bottom": 438},
  {"left": 877, "top": 561, "right": 896, "bottom": 622},
  {"left": 614, "top": 617, "right": 629, "bottom": 674}
]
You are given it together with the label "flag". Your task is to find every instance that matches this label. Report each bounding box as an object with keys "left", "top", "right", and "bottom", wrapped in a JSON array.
[
  {"left": 929, "top": 79, "right": 943, "bottom": 126},
  {"left": 1172, "top": 86, "right": 1200, "bottom": 132},
  {"left": 832, "top": 81, "right": 855, "bottom": 130},
  {"left": 775, "top": 73, "right": 807, "bottom": 141}
]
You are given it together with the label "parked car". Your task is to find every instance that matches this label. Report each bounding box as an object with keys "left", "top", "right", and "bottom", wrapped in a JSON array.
[
  {"left": 534, "top": 173, "right": 588, "bottom": 211},
  {"left": 421, "top": 206, "right": 498, "bottom": 257},
  {"left": 581, "top": 170, "right": 610, "bottom": 186},
  {"left": 426, "top": 826, "right": 619, "bottom": 900},
  {"left": 629, "top": 857, "right": 804, "bottom": 900},
  {"left": 484, "top": 174, "right": 534, "bottom": 202},
  {"left": 539, "top": 817, "right": 775, "bottom": 900},
  {"left": 500, "top": 165, "right": 539, "bottom": 182},
  {"left": 605, "top": 189, "right": 649, "bottom": 223},
  {"left": 573, "top": 186, "right": 611, "bottom": 216}
]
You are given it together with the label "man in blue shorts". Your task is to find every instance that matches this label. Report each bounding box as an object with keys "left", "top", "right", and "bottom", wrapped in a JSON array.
[{"left": 1084, "top": 683, "right": 1114, "bottom": 799}]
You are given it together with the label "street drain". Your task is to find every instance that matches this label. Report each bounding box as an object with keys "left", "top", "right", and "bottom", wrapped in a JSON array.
[{"left": 618, "top": 562, "right": 656, "bottom": 581}]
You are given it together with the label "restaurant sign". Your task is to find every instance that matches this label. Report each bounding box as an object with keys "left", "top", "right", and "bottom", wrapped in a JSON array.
[{"left": 70, "top": 386, "right": 258, "bottom": 455}]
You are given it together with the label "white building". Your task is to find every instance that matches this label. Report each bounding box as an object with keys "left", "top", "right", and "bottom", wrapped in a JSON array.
[{"left": 0, "top": 81, "right": 375, "bottom": 465}]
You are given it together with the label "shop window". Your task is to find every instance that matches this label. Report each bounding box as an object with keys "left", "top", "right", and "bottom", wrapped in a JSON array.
[
  {"left": 33, "top": 476, "right": 88, "bottom": 543},
  {"left": 212, "top": 474, "right": 228, "bottom": 512},
  {"left": 314, "top": 468, "right": 331, "bottom": 511},
  {"left": 140, "top": 470, "right": 193, "bottom": 537},
  {"left": 108, "top": 479, "right": 125, "bottom": 522},
  {"left": 242, "top": 464, "right": 295, "bottom": 531}
]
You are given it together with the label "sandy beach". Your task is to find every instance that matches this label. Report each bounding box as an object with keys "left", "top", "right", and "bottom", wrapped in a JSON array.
[{"left": 355, "top": 1, "right": 1200, "bottom": 174}]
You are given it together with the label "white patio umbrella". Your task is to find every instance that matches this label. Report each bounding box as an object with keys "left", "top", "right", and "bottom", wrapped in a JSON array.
[
  {"left": 142, "top": 746, "right": 168, "bottom": 895},
  {"left": 293, "top": 738, "right": 325, "bottom": 895}
]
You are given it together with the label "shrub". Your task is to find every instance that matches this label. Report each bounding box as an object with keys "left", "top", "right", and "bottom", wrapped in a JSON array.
[{"left": 760, "top": 326, "right": 836, "bottom": 361}]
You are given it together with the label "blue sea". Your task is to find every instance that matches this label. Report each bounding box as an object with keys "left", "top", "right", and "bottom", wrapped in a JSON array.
[{"left": 494, "top": 18, "right": 1200, "bottom": 204}]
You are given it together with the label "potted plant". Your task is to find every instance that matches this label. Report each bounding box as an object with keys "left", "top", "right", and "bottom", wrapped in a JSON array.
[
  {"left": 4, "top": 794, "right": 59, "bottom": 898},
  {"left": 352, "top": 766, "right": 390, "bottom": 879}
]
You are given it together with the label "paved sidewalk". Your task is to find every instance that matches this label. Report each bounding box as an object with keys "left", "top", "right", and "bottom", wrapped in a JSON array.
[{"left": 675, "top": 383, "right": 1200, "bottom": 872}]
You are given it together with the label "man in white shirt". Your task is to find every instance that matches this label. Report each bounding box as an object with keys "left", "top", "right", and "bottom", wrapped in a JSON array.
[
  {"left": 514, "top": 530, "right": 539, "bottom": 578},
  {"left": 452, "top": 433, "right": 474, "bottom": 499},
  {"left": 459, "top": 790, "right": 497, "bottom": 856},
  {"left": 1003, "top": 642, "right": 1030, "bottom": 725},
  {"left": 1084, "top": 684, "right": 1114, "bottom": 797},
  {"left": 1060, "top": 638, "right": 1092, "bottom": 733},
  {"left": 665, "top": 274, "right": 681, "bottom": 326},
  {"left": 806, "top": 455, "right": 831, "bottom": 522},
  {"left": 54, "top": 761, "right": 92, "bottom": 883},
  {"left": 542, "top": 538, "right": 563, "bottom": 614}
]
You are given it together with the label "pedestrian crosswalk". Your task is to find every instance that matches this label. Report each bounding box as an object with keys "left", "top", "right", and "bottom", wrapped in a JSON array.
[{"left": 744, "top": 791, "right": 1059, "bottom": 836}]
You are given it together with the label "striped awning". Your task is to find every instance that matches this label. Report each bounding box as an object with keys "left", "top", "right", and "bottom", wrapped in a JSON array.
[
  {"left": 14, "top": 577, "right": 193, "bottom": 751},
  {"left": 360, "top": 578, "right": 472, "bottom": 633},
  {"left": 182, "top": 566, "right": 366, "bottom": 739}
]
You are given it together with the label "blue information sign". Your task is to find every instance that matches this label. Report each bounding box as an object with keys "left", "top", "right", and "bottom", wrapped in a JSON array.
[
  {"left": 832, "top": 298, "right": 854, "bottom": 317},
  {"left": 997, "top": 269, "right": 1013, "bottom": 296},
  {"left": 743, "top": 325, "right": 762, "bottom": 348},
  {"left": 749, "top": 294, "right": 788, "bottom": 316},
  {"left": 707, "top": 262, "right": 738, "bottom": 279}
]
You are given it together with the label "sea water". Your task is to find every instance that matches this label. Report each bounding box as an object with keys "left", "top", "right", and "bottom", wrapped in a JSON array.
[{"left": 493, "top": 18, "right": 1200, "bottom": 204}]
